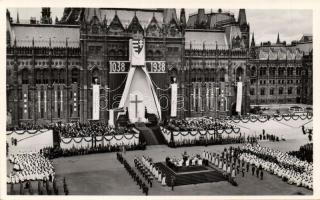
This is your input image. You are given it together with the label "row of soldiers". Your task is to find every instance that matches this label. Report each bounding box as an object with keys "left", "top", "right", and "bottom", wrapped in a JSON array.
[
  {"left": 202, "top": 146, "right": 265, "bottom": 184},
  {"left": 134, "top": 157, "right": 153, "bottom": 187},
  {"left": 117, "top": 153, "right": 149, "bottom": 195}
]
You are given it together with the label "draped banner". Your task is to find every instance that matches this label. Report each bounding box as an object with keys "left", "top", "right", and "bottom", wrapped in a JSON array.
[
  {"left": 92, "top": 84, "right": 100, "bottom": 120},
  {"left": 109, "top": 109, "right": 115, "bottom": 127},
  {"left": 22, "top": 84, "right": 28, "bottom": 119},
  {"left": 60, "top": 133, "right": 139, "bottom": 150},
  {"left": 171, "top": 83, "right": 178, "bottom": 117},
  {"left": 236, "top": 82, "right": 243, "bottom": 113},
  {"left": 130, "top": 39, "right": 145, "bottom": 66},
  {"left": 6, "top": 130, "right": 53, "bottom": 153}
]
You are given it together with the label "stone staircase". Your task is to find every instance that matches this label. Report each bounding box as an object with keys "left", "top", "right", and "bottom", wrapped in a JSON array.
[{"left": 135, "top": 123, "right": 159, "bottom": 145}]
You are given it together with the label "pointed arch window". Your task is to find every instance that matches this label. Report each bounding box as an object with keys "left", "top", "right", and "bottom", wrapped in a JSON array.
[
  {"left": 71, "top": 68, "right": 80, "bottom": 84},
  {"left": 21, "top": 68, "right": 29, "bottom": 84}
]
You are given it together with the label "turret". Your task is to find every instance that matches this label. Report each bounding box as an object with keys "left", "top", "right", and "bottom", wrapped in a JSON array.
[
  {"left": 180, "top": 8, "right": 186, "bottom": 29},
  {"left": 276, "top": 32, "right": 281, "bottom": 44},
  {"left": 41, "top": 7, "right": 52, "bottom": 24},
  {"left": 196, "top": 9, "right": 207, "bottom": 29},
  {"left": 238, "top": 9, "right": 247, "bottom": 26},
  {"left": 251, "top": 32, "right": 255, "bottom": 47}
]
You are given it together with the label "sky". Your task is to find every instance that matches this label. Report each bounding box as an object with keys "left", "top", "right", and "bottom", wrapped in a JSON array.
[{"left": 8, "top": 8, "right": 312, "bottom": 44}]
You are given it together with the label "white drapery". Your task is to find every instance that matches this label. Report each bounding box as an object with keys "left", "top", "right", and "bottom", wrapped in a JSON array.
[{"left": 92, "top": 84, "right": 100, "bottom": 120}]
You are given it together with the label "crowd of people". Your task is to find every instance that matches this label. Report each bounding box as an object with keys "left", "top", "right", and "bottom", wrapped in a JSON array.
[
  {"left": 117, "top": 153, "right": 149, "bottom": 195},
  {"left": 140, "top": 156, "right": 169, "bottom": 187},
  {"left": 52, "top": 122, "right": 133, "bottom": 138},
  {"left": 8, "top": 177, "right": 69, "bottom": 195},
  {"left": 239, "top": 143, "right": 313, "bottom": 190},
  {"left": 134, "top": 157, "right": 154, "bottom": 187},
  {"left": 7, "top": 153, "right": 55, "bottom": 184},
  {"left": 7, "top": 122, "right": 48, "bottom": 131},
  {"left": 166, "top": 118, "right": 236, "bottom": 132},
  {"left": 288, "top": 143, "right": 313, "bottom": 163},
  {"left": 166, "top": 154, "right": 204, "bottom": 169},
  {"left": 200, "top": 147, "right": 246, "bottom": 186},
  {"left": 172, "top": 135, "right": 245, "bottom": 148},
  {"left": 41, "top": 142, "right": 146, "bottom": 159}
]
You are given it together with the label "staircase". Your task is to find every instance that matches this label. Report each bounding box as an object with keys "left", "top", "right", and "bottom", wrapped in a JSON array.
[
  {"left": 135, "top": 123, "right": 159, "bottom": 145},
  {"left": 146, "top": 124, "right": 167, "bottom": 145},
  {"left": 155, "top": 162, "right": 227, "bottom": 186}
]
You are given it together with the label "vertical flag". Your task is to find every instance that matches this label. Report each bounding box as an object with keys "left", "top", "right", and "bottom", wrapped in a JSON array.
[
  {"left": 170, "top": 83, "right": 178, "bottom": 117},
  {"left": 38, "top": 90, "right": 41, "bottom": 113},
  {"left": 236, "top": 82, "right": 243, "bottom": 113},
  {"left": 198, "top": 84, "right": 202, "bottom": 111},
  {"left": 44, "top": 90, "right": 47, "bottom": 112},
  {"left": 130, "top": 39, "right": 145, "bottom": 66},
  {"left": 92, "top": 84, "right": 100, "bottom": 120},
  {"left": 22, "top": 85, "right": 28, "bottom": 119},
  {"left": 60, "top": 90, "right": 63, "bottom": 112},
  {"left": 108, "top": 109, "right": 114, "bottom": 127},
  {"left": 54, "top": 90, "right": 57, "bottom": 112},
  {"left": 206, "top": 86, "right": 209, "bottom": 110},
  {"left": 193, "top": 85, "right": 197, "bottom": 110}
]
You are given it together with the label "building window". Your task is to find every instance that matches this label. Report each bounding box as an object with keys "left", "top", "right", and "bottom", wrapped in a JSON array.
[
  {"left": 260, "top": 88, "right": 265, "bottom": 95},
  {"left": 250, "top": 88, "right": 255, "bottom": 95},
  {"left": 270, "top": 88, "right": 274, "bottom": 95},
  {"left": 279, "top": 87, "right": 283, "bottom": 95},
  {"left": 21, "top": 68, "right": 29, "bottom": 84},
  {"left": 36, "top": 70, "right": 42, "bottom": 84},
  {"left": 278, "top": 68, "right": 284, "bottom": 76},
  {"left": 269, "top": 67, "right": 276, "bottom": 76},
  {"left": 297, "top": 87, "right": 301, "bottom": 95},
  {"left": 288, "top": 87, "right": 293, "bottom": 95},
  {"left": 259, "top": 68, "right": 267, "bottom": 76},
  {"left": 296, "top": 68, "right": 301, "bottom": 76},
  {"left": 71, "top": 68, "right": 80, "bottom": 84}
]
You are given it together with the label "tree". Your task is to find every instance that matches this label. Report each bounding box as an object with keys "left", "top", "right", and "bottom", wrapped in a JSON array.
[
  {"left": 10, "top": 183, "right": 14, "bottom": 195},
  {"left": 28, "top": 181, "right": 33, "bottom": 195},
  {"left": 19, "top": 182, "right": 23, "bottom": 195}
]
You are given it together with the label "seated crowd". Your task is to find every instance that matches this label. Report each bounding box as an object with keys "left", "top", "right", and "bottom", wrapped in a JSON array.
[
  {"left": 239, "top": 143, "right": 313, "bottom": 190},
  {"left": 167, "top": 118, "right": 236, "bottom": 132},
  {"left": 53, "top": 122, "right": 133, "bottom": 138},
  {"left": 7, "top": 153, "right": 55, "bottom": 184},
  {"left": 7, "top": 122, "right": 48, "bottom": 131},
  {"left": 41, "top": 142, "right": 146, "bottom": 159}
]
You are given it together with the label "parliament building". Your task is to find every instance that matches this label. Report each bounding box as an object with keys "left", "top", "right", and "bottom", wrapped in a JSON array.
[{"left": 6, "top": 8, "right": 313, "bottom": 126}]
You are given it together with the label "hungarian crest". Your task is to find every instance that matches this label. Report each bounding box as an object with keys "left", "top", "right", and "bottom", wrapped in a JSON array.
[
  {"left": 132, "top": 39, "right": 144, "bottom": 54},
  {"left": 130, "top": 39, "right": 145, "bottom": 66}
]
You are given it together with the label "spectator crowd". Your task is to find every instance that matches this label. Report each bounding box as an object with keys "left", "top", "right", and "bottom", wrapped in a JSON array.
[
  {"left": 166, "top": 118, "right": 236, "bottom": 132},
  {"left": 7, "top": 153, "right": 55, "bottom": 184},
  {"left": 239, "top": 143, "right": 313, "bottom": 190}
]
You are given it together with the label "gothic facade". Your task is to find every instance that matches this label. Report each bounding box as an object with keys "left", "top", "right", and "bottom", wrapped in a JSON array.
[{"left": 6, "top": 8, "right": 313, "bottom": 126}]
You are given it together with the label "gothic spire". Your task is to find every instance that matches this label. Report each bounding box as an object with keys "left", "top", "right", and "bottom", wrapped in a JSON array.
[
  {"left": 16, "top": 11, "right": 20, "bottom": 24},
  {"left": 180, "top": 8, "right": 186, "bottom": 29},
  {"left": 238, "top": 9, "right": 247, "bottom": 26},
  {"left": 251, "top": 32, "right": 255, "bottom": 47},
  {"left": 276, "top": 32, "right": 281, "bottom": 44}
]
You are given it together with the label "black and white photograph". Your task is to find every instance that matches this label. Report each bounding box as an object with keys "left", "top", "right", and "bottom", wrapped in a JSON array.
[{"left": 3, "top": 1, "right": 317, "bottom": 198}]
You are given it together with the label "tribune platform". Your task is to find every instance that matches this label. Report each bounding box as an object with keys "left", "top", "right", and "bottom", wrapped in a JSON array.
[{"left": 154, "top": 162, "right": 227, "bottom": 186}]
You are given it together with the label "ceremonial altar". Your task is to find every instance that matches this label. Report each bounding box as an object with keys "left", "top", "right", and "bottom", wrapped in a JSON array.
[{"left": 165, "top": 151, "right": 207, "bottom": 172}]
